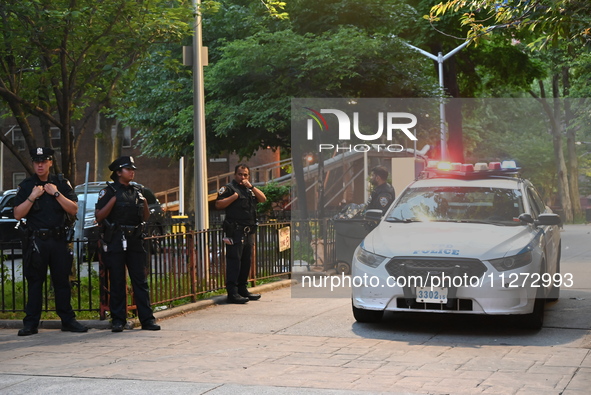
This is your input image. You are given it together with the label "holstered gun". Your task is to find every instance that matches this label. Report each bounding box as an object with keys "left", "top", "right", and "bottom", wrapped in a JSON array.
[
  {"left": 222, "top": 219, "right": 237, "bottom": 238},
  {"left": 101, "top": 218, "right": 116, "bottom": 243}
]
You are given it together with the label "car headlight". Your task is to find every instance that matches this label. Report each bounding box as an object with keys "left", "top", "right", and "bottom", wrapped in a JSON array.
[
  {"left": 355, "top": 244, "right": 387, "bottom": 268},
  {"left": 489, "top": 251, "right": 532, "bottom": 271}
]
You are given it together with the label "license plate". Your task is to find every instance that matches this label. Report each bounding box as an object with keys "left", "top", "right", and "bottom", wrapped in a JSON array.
[{"left": 416, "top": 287, "right": 448, "bottom": 303}]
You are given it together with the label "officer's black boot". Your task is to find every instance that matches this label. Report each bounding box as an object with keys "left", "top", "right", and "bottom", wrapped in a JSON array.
[
  {"left": 238, "top": 285, "right": 261, "bottom": 301},
  {"left": 227, "top": 286, "right": 249, "bottom": 304}
]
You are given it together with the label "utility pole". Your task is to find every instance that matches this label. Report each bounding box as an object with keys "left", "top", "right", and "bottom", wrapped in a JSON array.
[{"left": 191, "top": 0, "right": 208, "bottom": 230}]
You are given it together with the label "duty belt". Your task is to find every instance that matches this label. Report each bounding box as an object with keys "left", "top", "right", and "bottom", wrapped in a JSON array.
[
  {"left": 239, "top": 225, "right": 256, "bottom": 235},
  {"left": 120, "top": 224, "right": 143, "bottom": 238},
  {"left": 32, "top": 227, "right": 65, "bottom": 240}
]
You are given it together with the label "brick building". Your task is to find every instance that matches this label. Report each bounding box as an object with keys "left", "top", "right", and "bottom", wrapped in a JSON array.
[{"left": 0, "top": 116, "right": 281, "bottom": 199}]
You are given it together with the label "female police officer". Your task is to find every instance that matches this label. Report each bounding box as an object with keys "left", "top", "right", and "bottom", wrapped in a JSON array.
[{"left": 95, "top": 156, "right": 160, "bottom": 332}]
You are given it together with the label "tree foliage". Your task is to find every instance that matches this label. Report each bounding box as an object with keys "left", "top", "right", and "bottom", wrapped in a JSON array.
[
  {"left": 205, "top": 27, "right": 437, "bottom": 157},
  {"left": 429, "top": 0, "right": 591, "bottom": 222},
  {"left": 429, "top": 0, "right": 591, "bottom": 49},
  {"left": 0, "top": 0, "right": 192, "bottom": 180},
  {"left": 117, "top": 0, "right": 438, "bottom": 160}
]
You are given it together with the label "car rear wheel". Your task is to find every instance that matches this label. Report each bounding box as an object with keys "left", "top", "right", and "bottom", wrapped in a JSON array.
[{"left": 352, "top": 301, "right": 384, "bottom": 323}]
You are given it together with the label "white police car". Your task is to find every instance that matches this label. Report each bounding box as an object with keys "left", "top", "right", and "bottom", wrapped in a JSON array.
[{"left": 351, "top": 161, "right": 562, "bottom": 329}]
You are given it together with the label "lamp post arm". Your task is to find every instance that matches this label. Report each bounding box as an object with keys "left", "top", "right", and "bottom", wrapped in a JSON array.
[
  {"left": 402, "top": 42, "right": 438, "bottom": 61},
  {"left": 442, "top": 40, "right": 471, "bottom": 62}
]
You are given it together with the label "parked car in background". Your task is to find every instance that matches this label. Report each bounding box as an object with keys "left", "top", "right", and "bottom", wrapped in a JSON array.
[
  {"left": 0, "top": 189, "right": 20, "bottom": 243},
  {"left": 74, "top": 182, "right": 165, "bottom": 257}
]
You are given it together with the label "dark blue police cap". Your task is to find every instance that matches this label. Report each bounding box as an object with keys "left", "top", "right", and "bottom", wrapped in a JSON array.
[
  {"left": 108, "top": 156, "right": 137, "bottom": 171},
  {"left": 30, "top": 147, "right": 54, "bottom": 161}
]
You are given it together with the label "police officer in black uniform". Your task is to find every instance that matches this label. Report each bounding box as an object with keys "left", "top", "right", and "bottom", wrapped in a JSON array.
[
  {"left": 366, "top": 165, "right": 395, "bottom": 214},
  {"left": 14, "top": 147, "right": 87, "bottom": 336},
  {"left": 95, "top": 156, "right": 160, "bottom": 332},
  {"left": 215, "top": 164, "right": 267, "bottom": 304}
]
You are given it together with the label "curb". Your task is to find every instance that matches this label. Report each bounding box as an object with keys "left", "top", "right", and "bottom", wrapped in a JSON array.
[{"left": 0, "top": 279, "right": 293, "bottom": 331}]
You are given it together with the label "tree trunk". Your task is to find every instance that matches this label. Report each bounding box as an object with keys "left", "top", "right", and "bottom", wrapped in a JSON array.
[
  {"left": 94, "top": 114, "right": 118, "bottom": 181},
  {"left": 563, "top": 67, "right": 582, "bottom": 220},
  {"left": 532, "top": 80, "right": 573, "bottom": 223},
  {"left": 291, "top": 142, "right": 309, "bottom": 220}
]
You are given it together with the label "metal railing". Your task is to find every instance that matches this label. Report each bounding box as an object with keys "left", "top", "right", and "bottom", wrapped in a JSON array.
[
  {"left": 155, "top": 158, "right": 293, "bottom": 211},
  {"left": 0, "top": 221, "right": 293, "bottom": 320}
]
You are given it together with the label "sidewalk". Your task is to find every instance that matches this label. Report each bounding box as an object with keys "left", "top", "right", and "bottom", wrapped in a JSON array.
[{"left": 1, "top": 280, "right": 590, "bottom": 395}]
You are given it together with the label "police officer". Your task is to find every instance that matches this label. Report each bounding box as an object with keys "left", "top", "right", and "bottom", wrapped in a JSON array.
[
  {"left": 366, "top": 165, "right": 395, "bottom": 214},
  {"left": 215, "top": 164, "right": 267, "bottom": 304},
  {"left": 14, "top": 147, "right": 87, "bottom": 336},
  {"left": 95, "top": 156, "right": 160, "bottom": 332}
]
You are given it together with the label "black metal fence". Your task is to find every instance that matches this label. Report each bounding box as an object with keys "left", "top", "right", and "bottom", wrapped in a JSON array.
[
  {"left": 0, "top": 221, "right": 293, "bottom": 320},
  {"left": 0, "top": 217, "right": 349, "bottom": 320}
]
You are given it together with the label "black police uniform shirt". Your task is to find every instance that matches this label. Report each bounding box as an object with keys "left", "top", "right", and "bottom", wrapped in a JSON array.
[
  {"left": 367, "top": 183, "right": 395, "bottom": 213},
  {"left": 216, "top": 179, "right": 257, "bottom": 226},
  {"left": 14, "top": 174, "right": 77, "bottom": 230},
  {"left": 95, "top": 180, "right": 146, "bottom": 252}
]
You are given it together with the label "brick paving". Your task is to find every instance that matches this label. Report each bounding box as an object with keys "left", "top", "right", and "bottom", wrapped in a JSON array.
[{"left": 1, "top": 280, "right": 590, "bottom": 394}]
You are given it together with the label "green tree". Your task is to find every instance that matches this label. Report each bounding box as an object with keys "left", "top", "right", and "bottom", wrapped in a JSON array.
[
  {"left": 256, "top": 181, "right": 290, "bottom": 216},
  {"left": 429, "top": 0, "right": 591, "bottom": 50},
  {"left": 429, "top": 0, "right": 591, "bottom": 222},
  {"left": 0, "top": 0, "right": 192, "bottom": 180},
  {"left": 397, "top": 1, "right": 546, "bottom": 162},
  {"left": 118, "top": 1, "right": 438, "bottom": 160}
]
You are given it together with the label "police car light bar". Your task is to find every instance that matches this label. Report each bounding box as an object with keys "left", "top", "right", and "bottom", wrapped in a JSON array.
[{"left": 423, "top": 160, "right": 520, "bottom": 179}]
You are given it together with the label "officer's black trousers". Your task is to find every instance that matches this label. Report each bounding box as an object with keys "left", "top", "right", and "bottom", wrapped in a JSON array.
[
  {"left": 23, "top": 237, "right": 76, "bottom": 328},
  {"left": 225, "top": 231, "right": 255, "bottom": 294},
  {"left": 102, "top": 249, "right": 155, "bottom": 326}
]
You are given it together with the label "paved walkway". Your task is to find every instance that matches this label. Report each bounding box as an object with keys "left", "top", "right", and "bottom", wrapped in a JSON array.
[{"left": 1, "top": 280, "right": 590, "bottom": 395}]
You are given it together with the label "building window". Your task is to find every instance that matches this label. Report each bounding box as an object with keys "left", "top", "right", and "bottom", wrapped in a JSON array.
[
  {"left": 11, "top": 127, "right": 62, "bottom": 152},
  {"left": 13, "top": 172, "right": 26, "bottom": 188},
  {"left": 12, "top": 128, "right": 25, "bottom": 151},
  {"left": 50, "top": 127, "right": 61, "bottom": 152},
  {"left": 122, "top": 126, "right": 132, "bottom": 148}
]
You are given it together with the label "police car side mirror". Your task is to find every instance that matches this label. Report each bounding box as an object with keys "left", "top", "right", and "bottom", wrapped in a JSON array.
[
  {"left": 365, "top": 209, "right": 383, "bottom": 221},
  {"left": 518, "top": 213, "right": 534, "bottom": 224},
  {"left": 535, "top": 213, "right": 562, "bottom": 226}
]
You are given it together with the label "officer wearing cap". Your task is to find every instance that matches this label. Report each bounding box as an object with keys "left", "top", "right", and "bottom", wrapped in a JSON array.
[
  {"left": 366, "top": 165, "right": 395, "bottom": 215},
  {"left": 215, "top": 163, "right": 267, "bottom": 304},
  {"left": 95, "top": 156, "right": 160, "bottom": 332},
  {"left": 13, "top": 147, "right": 88, "bottom": 336}
]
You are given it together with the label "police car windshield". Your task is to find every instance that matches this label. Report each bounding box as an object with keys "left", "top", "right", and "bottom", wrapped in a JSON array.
[{"left": 386, "top": 186, "right": 524, "bottom": 226}]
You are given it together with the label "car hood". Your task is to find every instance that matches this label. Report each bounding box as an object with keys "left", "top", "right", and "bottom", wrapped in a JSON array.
[{"left": 363, "top": 221, "right": 540, "bottom": 260}]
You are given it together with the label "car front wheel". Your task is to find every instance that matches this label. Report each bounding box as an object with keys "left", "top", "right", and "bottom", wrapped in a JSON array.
[
  {"left": 547, "top": 242, "right": 561, "bottom": 302},
  {"left": 352, "top": 301, "right": 384, "bottom": 323}
]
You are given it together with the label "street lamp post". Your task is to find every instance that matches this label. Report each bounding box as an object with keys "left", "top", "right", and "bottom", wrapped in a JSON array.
[
  {"left": 403, "top": 41, "right": 470, "bottom": 161},
  {"left": 192, "top": 0, "right": 208, "bottom": 230}
]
